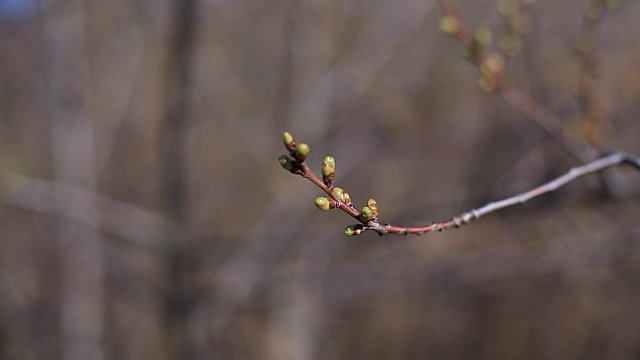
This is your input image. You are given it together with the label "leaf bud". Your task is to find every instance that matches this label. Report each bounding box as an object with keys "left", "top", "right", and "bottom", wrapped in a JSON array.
[
  {"left": 283, "top": 132, "right": 296, "bottom": 151},
  {"left": 322, "top": 157, "right": 335, "bottom": 175},
  {"left": 480, "top": 54, "right": 504, "bottom": 76},
  {"left": 439, "top": 16, "right": 460, "bottom": 34},
  {"left": 333, "top": 187, "right": 351, "bottom": 205},
  {"left": 367, "top": 198, "right": 377, "bottom": 209},
  {"left": 314, "top": 197, "right": 335, "bottom": 211},
  {"left": 474, "top": 27, "right": 492, "bottom": 45},
  {"left": 278, "top": 154, "right": 295, "bottom": 172},
  {"left": 345, "top": 224, "right": 365, "bottom": 236},
  {"left": 322, "top": 156, "right": 336, "bottom": 186},
  {"left": 323, "top": 156, "right": 335, "bottom": 169},
  {"left": 360, "top": 206, "right": 374, "bottom": 222},
  {"left": 367, "top": 198, "right": 379, "bottom": 218},
  {"left": 294, "top": 143, "right": 310, "bottom": 162}
]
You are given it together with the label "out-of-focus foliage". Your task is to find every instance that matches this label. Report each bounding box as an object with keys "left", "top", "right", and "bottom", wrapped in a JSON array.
[{"left": 0, "top": 0, "right": 638, "bottom": 359}]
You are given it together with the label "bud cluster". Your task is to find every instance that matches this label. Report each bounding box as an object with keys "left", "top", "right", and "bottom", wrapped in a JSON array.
[
  {"left": 438, "top": 10, "right": 505, "bottom": 93},
  {"left": 279, "top": 131, "right": 385, "bottom": 237},
  {"left": 359, "top": 198, "right": 379, "bottom": 222},
  {"left": 497, "top": 0, "right": 537, "bottom": 56},
  {"left": 278, "top": 131, "right": 309, "bottom": 174}
]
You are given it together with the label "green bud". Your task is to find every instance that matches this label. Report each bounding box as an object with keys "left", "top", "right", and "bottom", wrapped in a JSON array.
[
  {"left": 333, "top": 187, "right": 351, "bottom": 204},
  {"left": 474, "top": 27, "right": 492, "bottom": 45},
  {"left": 294, "top": 143, "right": 310, "bottom": 162},
  {"left": 360, "top": 206, "right": 374, "bottom": 221},
  {"left": 477, "top": 74, "right": 497, "bottom": 92},
  {"left": 283, "top": 131, "right": 296, "bottom": 151},
  {"left": 322, "top": 156, "right": 335, "bottom": 186},
  {"left": 367, "top": 198, "right": 378, "bottom": 210},
  {"left": 315, "top": 197, "right": 332, "bottom": 211},
  {"left": 480, "top": 54, "right": 504, "bottom": 76},
  {"left": 321, "top": 163, "right": 334, "bottom": 177},
  {"left": 321, "top": 156, "right": 335, "bottom": 176},
  {"left": 278, "top": 154, "right": 295, "bottom": 171},
  {"left": 439, "top": 16, "right": 460, "bottom": 34},
  {"left": 367, "top": 199, "right": 379, "bottom": 218},
  {"left": 345, "top": 224, "right": 364, "bottom": 236},
  {"left": 323, "top": 156, "right": 335, "bottom": 169}
]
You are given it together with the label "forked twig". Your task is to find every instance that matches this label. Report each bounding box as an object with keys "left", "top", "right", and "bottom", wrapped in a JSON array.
[{"left": 279, "top": 132, "right": 640, "bottom": 237}]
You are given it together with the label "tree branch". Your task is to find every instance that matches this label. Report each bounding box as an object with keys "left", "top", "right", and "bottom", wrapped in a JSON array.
[{"left": 279, "top": 132, "right": 640, "bottom": 237}]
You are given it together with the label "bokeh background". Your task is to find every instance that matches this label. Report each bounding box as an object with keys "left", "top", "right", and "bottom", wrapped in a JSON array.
[{"left": 1, "top": 0, "right": 639, "bottom": 359}]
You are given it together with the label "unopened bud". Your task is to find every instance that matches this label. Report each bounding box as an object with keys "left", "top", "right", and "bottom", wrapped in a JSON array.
[
  {"left": 439, "top": 16, "right": 460, "bottom": 34},
  {"left": 323, "top": 156, "right": 335, "bottom": 169},
  {"left": 480, "top": 54, "right": 504, "bottom": 76},
  {"left": 360, "top": 206, "right": 374, "bottom": 222},
  {"left": 322, "top": 156, "right": 336, "bottom": 186},
  {"left": 278, "top": 154, "right": 295, "bottom": 172},
  {"left": 367, "top": 199, "right": 379, "bottom": 218},
  {"left": 367, "top": 198, "right": 378, "bottom": 209},
  {"left": 314, "top": 197, "right": 335, "bottom": 211},
  {"left": 333, "top": 187, "right": 351, "bottom": 205},
  {"left": 345, "top": 224, "right": 365, "bottom": 236},
  {"left": 294, "top": 143, "right": 310, "bottom": 162},
  {"left": 283, "top": 132, "right": 296, "bottom": 151},
  {"left": 474, "top": 27, "right": 492, "bottom": 45}
]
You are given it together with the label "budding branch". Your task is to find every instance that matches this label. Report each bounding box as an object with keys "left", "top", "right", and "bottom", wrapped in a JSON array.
[{"left": 279, "top": 132, "right": 640, "bottom": 237}]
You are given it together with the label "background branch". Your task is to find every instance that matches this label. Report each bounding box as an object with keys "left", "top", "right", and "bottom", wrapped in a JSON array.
[{"left": 439, "top": 0, "right": 598, "bottom": 162}]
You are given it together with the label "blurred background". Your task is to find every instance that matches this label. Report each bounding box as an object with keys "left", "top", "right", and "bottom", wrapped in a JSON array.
[{"left": 0, "top": 0, "right": 639, "bottom": 359}]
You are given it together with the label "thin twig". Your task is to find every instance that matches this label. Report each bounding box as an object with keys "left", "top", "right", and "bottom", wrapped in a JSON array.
[
  {"left": 377, "top": 152, "right": 636, "bottom": 235},
  {"left": 279, "top": 133, "right": 640, "bottom": 236},
  {"left": 375, "top": 151, "right": 638, "bottom": 236}
]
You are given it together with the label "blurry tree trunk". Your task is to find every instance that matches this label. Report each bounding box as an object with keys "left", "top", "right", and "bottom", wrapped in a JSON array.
[
  {"left": 43, "top": 1, "right": 105, "bottom": 360},
  {"left": 160, "top": 0, "right": 199, "bottom": 358}
]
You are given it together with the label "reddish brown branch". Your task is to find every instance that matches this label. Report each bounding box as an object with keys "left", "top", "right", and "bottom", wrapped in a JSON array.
[
  {"left": 300, "top": 162, "right": 361, "bottom": 218},
  {"left": 279, "top": 133, "right": 640, "bottom": 237}
]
